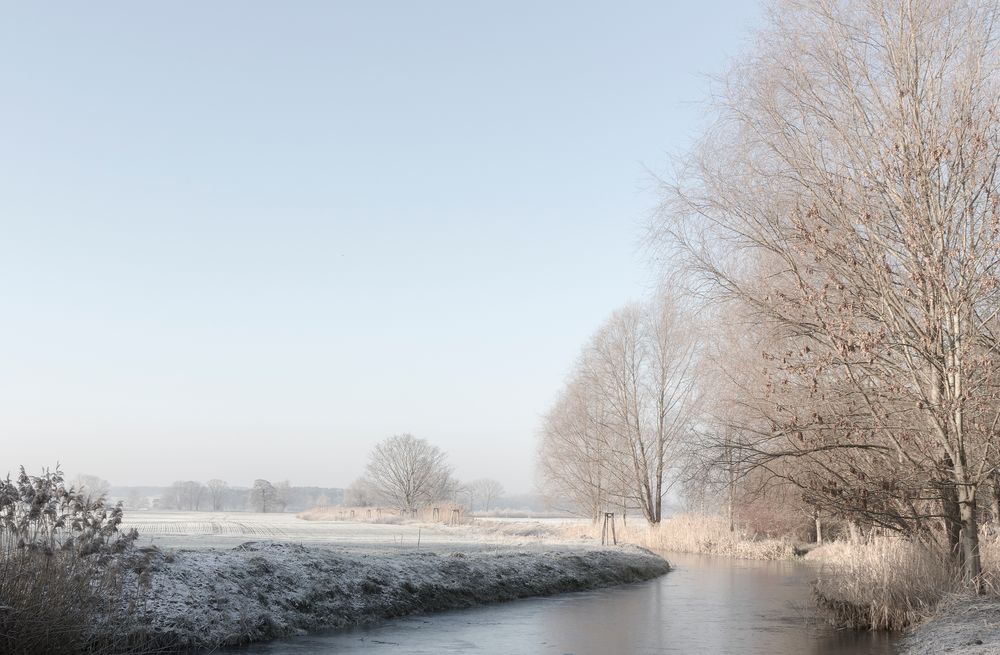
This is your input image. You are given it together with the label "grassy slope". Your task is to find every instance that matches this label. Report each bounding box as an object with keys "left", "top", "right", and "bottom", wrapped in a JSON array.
[{"left": 119, "top": 541, "right": 670, "bottom": 651}]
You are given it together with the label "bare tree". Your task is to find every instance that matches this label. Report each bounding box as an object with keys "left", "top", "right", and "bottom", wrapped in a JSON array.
[
  {"left": 539, "top": 293, "right": 701, "bottom": 524},
  {"left": 656, "top": 0, "right": 1000, "bottom": 579},
  {"left": 72, "top": 474, "right": 111, "bottom": 505},
  {"left": 250, "top": 479, "right": 277, "bottom": 513},
  {"left": 181, "top": 481, "right": 205, "bottom": 511},
  {"left": 538, "top": 377, "right": 616, "bottom": 520},
  {"left": 365, "top": 434, "right": 452, "bottom": 512},
  {"left": 345, "top": 477, "right": 381, "bottom": 507},
  {"left": 207, "top": 479, "right": 228, "bottom": 511},
  {"left": 273, "top": 480, "right": 291, "bottom": 513},
  {"left": 470, "top": 478, "right": 505, "bottom": 512}
]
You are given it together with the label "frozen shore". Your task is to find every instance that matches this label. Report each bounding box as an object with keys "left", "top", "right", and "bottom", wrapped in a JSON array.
[
  {"left": 900, "top": 596, "right": 1000, "bottom": 655},
  {"left": 119, "top": 540, "right": 670, "bottom": 652}
]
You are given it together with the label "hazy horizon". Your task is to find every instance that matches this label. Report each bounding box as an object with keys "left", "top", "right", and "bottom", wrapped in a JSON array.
[{"left": 1, "top": 1, "right": 762, "bottom": 493}]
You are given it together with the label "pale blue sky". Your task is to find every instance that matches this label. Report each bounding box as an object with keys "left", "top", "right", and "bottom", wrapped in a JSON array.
[{"left": 0, "top": 1, "right": 761, "bottom": 491}]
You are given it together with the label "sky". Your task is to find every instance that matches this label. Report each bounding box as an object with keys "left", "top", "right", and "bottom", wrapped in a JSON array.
[{"left": 0, "top": 1, "right": 763, "bottom": 492}]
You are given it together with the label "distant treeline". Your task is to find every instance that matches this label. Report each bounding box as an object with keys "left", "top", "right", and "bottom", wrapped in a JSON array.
[{"left": 111, "top": 481, "right": 345, "bottom": 513}]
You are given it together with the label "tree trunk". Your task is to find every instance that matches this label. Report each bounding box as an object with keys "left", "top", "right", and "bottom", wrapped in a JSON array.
[
  {"left": 957, "top": 484, "right": 983, "bottom": 587},
  {"left": 991, "top": 471, "right": 1000, "bottom": 526},
  {"left": 727, "top": 490, "right": 735, "bottom": 533},
  {"left": 941, "top": 481, "right": 963, "bottom": 562},
  {"left": 847, "top": 521, "right": 860, "bottom": 544},
  {"left": 813, "top": 511, "right": 823, "bottom": 545}
]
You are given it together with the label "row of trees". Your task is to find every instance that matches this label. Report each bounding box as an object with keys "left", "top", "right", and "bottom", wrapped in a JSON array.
[
  {"left": 542, "top": 0, "right": 1000, "bottom": 584},
  {"left": 347, "top": 433, "right": 505, "bottom": 513},
  {"left": 154, "top": 480, "right": 342, "bottom": 512}
]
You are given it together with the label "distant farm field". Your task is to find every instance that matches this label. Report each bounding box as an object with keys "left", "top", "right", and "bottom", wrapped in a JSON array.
[{"left": 121, "top": 511, "right": 587, "bottom": 552}]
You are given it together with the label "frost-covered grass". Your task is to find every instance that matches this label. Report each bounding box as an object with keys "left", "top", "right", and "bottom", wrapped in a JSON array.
[
  {"left": 900, "top": 594, "right": 1000, "bottom": 654},
  {"left": 116, "top": 541, "right": 670, "bottom": 651},
  {"left": 122, "top": 511, "right": 605, "bottom": 556},
  {"left": 110, "top": 511, "right": 669, "bottom": 651},
  {"left": 556, "top": 513, "right": 798, "bottom": 560}
]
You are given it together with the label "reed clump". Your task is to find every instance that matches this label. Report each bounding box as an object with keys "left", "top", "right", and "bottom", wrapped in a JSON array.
[
  {"left": 0, "top": 466, "right": 143, "bottom": 654},
  {"left": 807, "top": 537, "right": 961, "bottom": 631}
]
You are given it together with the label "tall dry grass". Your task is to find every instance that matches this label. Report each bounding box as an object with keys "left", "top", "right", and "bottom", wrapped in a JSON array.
[
  {"left": 806, "top": 537, "right": 959, "bottom": 631},
  {"left": 558, "top": 513, "right": 798, "bottom": 560},
  {"left": 0, "top": 466, "right": 147, "bottom": 654}
]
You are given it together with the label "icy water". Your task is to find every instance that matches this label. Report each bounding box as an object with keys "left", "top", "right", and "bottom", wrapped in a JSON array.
[{"left": 241, "top": 551, "right": 897, "bottom": 655}]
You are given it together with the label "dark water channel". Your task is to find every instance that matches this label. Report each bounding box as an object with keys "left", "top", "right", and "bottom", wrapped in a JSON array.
[{"left": 243, "top": 551, "right": 897, "bottom": 654}]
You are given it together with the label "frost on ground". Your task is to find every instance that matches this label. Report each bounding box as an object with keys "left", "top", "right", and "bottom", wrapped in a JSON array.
[
  {"left": 113, "top": 512, "right": 668, "bottom": 650},
  {"left": 901, "top": 595, "right": 1000, "bottom": 655},
  {"left": 121, "top": 511, "right": 577, "bottom": 551},
  {"left": 119, "top": 539, "right": 669, "bottom": 651}
]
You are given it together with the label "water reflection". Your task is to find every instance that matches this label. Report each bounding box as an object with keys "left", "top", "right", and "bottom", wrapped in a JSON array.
[{"left": 240, "top": 551, "right": 896, "bottom": 655}]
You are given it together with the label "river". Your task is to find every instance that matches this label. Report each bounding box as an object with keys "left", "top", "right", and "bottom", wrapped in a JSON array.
[{"left": 241, "top": 551, "right": 897, "bottom": 654}]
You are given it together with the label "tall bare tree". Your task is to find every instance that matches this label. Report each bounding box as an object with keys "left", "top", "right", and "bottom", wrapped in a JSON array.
[
  {"left": 470, "top": 478, "right": 505, "bottom": 512},
  {"left": 250, "top": 479, "right": 277, "bottom": 513},
  {"left": 539, "top": 293, "right": 701, "bottom": 524},
  {"left": 366, "top": 434, "right": 453, "bottom": 512},
  {"left": 207, "top": 479, "right": 228, "bottom": 511},
  {"left": 656, "top": 0, "right": 1000, "bottom": 579}
]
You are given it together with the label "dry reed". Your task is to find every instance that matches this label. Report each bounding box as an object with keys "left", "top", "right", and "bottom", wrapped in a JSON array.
[
  {"left": 558, "top": 513, "right": 798, "bottom": 560},
  {"left": 807, "top": 537, "right": 962, "bottom": 631},
  {"left": 0, "top": 466, "right": 147, "bottom": 654}
]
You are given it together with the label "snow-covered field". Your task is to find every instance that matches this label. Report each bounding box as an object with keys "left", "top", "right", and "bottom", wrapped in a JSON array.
[
  {"left": 115, "top": 512, "right": 668, "bottom": 651},
  {"left": 122, "top": 510, "right": 587, "bottom": 551}
]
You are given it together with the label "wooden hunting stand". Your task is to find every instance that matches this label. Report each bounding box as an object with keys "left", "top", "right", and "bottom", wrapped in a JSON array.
[
  {"left": 449, "top": 508, "right": 461, "bottom": 525},
  {"left": 432, "top": 507, "right": 440, "bottom": 521},
  {"left": 601, "top": 512, "right": 617, "bottom": 546}
]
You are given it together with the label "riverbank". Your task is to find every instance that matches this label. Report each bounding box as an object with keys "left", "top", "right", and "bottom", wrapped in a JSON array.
[
  {"left": 899, "top": 595, "right": 1000, "bottom": 654},
  {"left": 117, "top": 540, "right": 670, "bottom": 652}
]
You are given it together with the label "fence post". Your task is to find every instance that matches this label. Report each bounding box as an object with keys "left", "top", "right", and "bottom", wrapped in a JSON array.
[{"left": 602, "top": 512, "right": 617, "bottom": 546}]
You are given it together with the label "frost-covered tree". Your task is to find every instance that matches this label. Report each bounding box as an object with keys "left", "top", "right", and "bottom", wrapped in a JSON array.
[
  {"left": 366, "top": 434, "right": 453, "bottom": 512},
  {"left": 250, "top": 479, "right": 277, "bottom": 513},
  {"left": 470, "top": 478, "right": 505, "bottom": 512},
  {"left": 207, "top": 479, "right": 228, "bottom": 511},
  {"left": 72, "top": 474, "right": 111, "bottom": 505},
  {"left": 345, "top": 477, "right": 381, "bottom": 507}
]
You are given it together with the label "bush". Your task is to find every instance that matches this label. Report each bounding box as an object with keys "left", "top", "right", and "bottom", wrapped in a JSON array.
[{"left": 0, "top": 466, "right": 141, "bottom": 654}]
